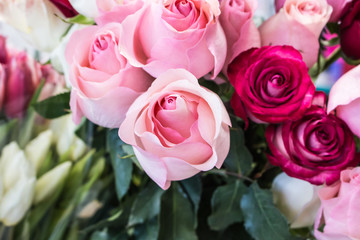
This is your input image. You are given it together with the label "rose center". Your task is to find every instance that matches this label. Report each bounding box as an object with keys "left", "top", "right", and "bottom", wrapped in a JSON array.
[
  {"left": 161, "top": 96, "right": 177, "bottom": 110},
  {"left": 298, "top": 2, "right": 319, "bottom": 15},
  {"left": 270, "top": 74, "right": 285, "bottom": 86}
]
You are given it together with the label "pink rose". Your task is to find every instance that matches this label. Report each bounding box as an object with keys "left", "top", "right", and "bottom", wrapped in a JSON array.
[
  {"left": 328, "top": 65, "right": 360, "bottom": 138},
  {"left": 228, "top": 45, "right": 315, "bottom": 125},
  {"left": 65, "top": 23, "right": 153, "bottom": 128},
  {"left": 266, "top": 92, "right": 359, "bottom": 185},
  {"left": 260, "top": 0, "right": 332, "bottom": 67},
  {"left": 219, "top": 0, "right": 261, "bottom": 72},
  {"left": 114, "top": 0, "right": 226, "bottom": 78},
  {"left": 119, "top": 69, "right": 231, "bottom": 189},
  {"left": 95, "top": 0, "right": 144, "bottom": 25},
  {"left": 314, "top": 167, "right": 360, "bottom": 240},
  {"left": 275, "top": 0, "right": 344, "bottom": 22}
]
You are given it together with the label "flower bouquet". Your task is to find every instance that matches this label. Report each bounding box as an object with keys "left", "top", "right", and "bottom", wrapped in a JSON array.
[{"left": 0, "top": 0, "right": 360, "bottom": 239}]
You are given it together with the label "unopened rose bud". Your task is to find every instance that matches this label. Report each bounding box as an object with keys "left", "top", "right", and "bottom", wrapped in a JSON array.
[
  {"left": 340, "top": 0, "right": 360, "bottom": 60},
  {"left": 25, "top": 130, "right": 53, "bottom": 172},
  {"left": 0, "top": 35, "right": 8, "bottom": 64},
  {"left": 0, "top": 65, "right": 6, "bottom": 110},
  {"left": 272, "top": 173, "right": 321, "bottom": 228},
  {"left": 4, "top": 52, "right": 36, "bottom": 118},
  {"left": 34, "top": 161, "right": 71, "bottom": 204},
  {"left": 49, "top": 0, "right": 78, "bottom": 18},
  {"left": 0, "top": 142, "right": 36, "bottom": 226},
  {"left": 50, "top": 114, "right": 86, "bottom": 161}
]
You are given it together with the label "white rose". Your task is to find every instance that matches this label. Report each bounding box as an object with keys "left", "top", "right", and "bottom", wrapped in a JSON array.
[
  {"left": 0, "top": 0, "right": 70, "bottom": 52},
  {"left": 69, "top": 0, "right": 99, "bottom": 18},
  {"left": 272, "top": 172, "right": 320, "bottom": 228},
  {"left": 0, "top": 142, "right": 36, "bottom": 226}
]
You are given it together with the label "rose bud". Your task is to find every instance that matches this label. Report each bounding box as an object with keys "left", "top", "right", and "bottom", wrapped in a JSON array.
[
  {"left": 34, "top": 161, "right": 72, "bottom": 204},
  {"left": 228, "top": 45, "right": 315, "bottom": 126},
  {"left": 340, "top": 0, "right": 360, "bottom": 60},
  {"left": 314, "top": 167, "right": 360, "bottom": 239},
  {"left": 4, "top": 52, "right": 37, "bottom": 118},
  {"left": 328, "top": 65, "right": 360, "bottom": 138},
  {"left": 49, "top": 0, "right": 78, "bottom": 18},
  {"left": 0, "top": 142, "right": 36, "bottom": 226},
  {"left": 119, "top": 69, "right": 231, "bottom": 190},
  {"left": 69, "top": 0, "right": 98, "bottom": 18},
  {"left": 0, "top": 35, "right": 7, "bottom": 64},
  {"left": 0, "top": 65, "right": 6, "bottom": 111},
  {"left": 219, "top": 0, "right": 261, "bottom": 72},
  {"left": 266, "top": 92, "right": 359, "bottom": 185}
]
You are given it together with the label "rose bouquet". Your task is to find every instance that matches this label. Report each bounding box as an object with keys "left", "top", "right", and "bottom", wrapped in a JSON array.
[{"left": 1, "top": 0, "right": 360, "bottom": 239}]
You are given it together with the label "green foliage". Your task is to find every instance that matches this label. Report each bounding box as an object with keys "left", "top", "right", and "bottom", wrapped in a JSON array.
[
  {"left": 66, "top": 14, "right": 95, "bottom": 25},
  {"left": 208, "top": 180, "right": 246, "bottom": 231},
  {"left": 224, "top": 126, "right": 253, "bottom": 176},
  {"left": 158, "top": 183, "right": 197, "bottom": 240},
  {"left": 33, "top": 92, "right": 71, "bottom": 119},
  {"left": 240, "top": 183, "right": 297, "bottom": 240},
  {"left": 128, "top": 182, "right": 164, "bottom": 226},
  {"left": 106, "top": 129, "right": 133, "bottom": 201}
]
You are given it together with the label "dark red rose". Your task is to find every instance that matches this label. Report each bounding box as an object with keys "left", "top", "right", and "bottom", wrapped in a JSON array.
[
  {"left": 228, "top": 45, "right": 315, "bottom": 126},
  {"left": 49, "top": 0, "right": 78, "bottom": 18},
  {"left": 340, "top": 0, "right": 360, "bottom": 60},
  {"left": 266, "top": 92, "right": 359, "bottom": 185}
]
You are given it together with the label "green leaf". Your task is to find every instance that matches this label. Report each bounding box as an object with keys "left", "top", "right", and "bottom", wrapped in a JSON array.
[
  {"left": 106, "top": 129, "right": 133, "bottom": 200},
  {"left": 0, "top": 119, "right": 17, "bottom": 150},
  {"left": 33, "top": 92, "right": 70, "bottom": 119},
  {"left": 240, "top": 183, "right": 295, "bottom": 240},
  {"left": 66, "top": 14, "right": 95, "bottom": 25},
  {"left": 224, "top": 126, "right": 253, "bottom": 175},
  {"left": 180, "top": 175, "right": 202, "bottom": 228},
  {"left": 208, "top": 181, "right": 246, "bottom": 231},
  {"left": 134, "top": 217, "right": 159, "bottom": 240},
  {"left": 158, "top": 183, "right": 197, "bottom": 240},
  {"left": 128, "top": 182, "right": 164, "bottom": 226}
]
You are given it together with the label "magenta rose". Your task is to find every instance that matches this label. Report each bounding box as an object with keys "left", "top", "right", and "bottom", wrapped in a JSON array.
[
  {"left": 228, "top": 45, "right": 315, "bottom": 125},
  {"left": 340, "top": 0, "right": 360, "bottom": 60},
  {"left": 219, "top": 0, "right": 260, "bottom": 72},
  {"left": 108, "top": 0, "right": 226, "bottom": 79},
  {"left": 119, "top": 69, "right": 231, "bottom": 189},
  {"left": 266, "top": 92, "right": 359, "bottom": 185},
  {"left": 314, "top": 167, "right": 360, "bottom": 240},
  {"left": 66, "top": 23, "right": 153, "bottom": 128}
]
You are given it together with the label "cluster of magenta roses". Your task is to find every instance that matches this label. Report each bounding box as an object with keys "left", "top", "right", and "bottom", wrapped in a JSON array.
[{"left": 61, "top": 0, "right": 360, "bottom": 238}]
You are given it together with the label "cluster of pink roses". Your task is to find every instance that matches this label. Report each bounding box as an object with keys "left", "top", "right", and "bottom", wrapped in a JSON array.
[
  {"left": 0, "top": 36, "right": 64, "bottom": 119},
  {"left": 65, "top": 0, "right": 360, "bottom": 194}
]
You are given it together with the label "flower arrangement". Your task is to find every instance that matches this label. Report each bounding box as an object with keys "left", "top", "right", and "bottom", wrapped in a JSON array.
[{"left": 0, "top": 0, "right": 360, "bottom": 239}]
